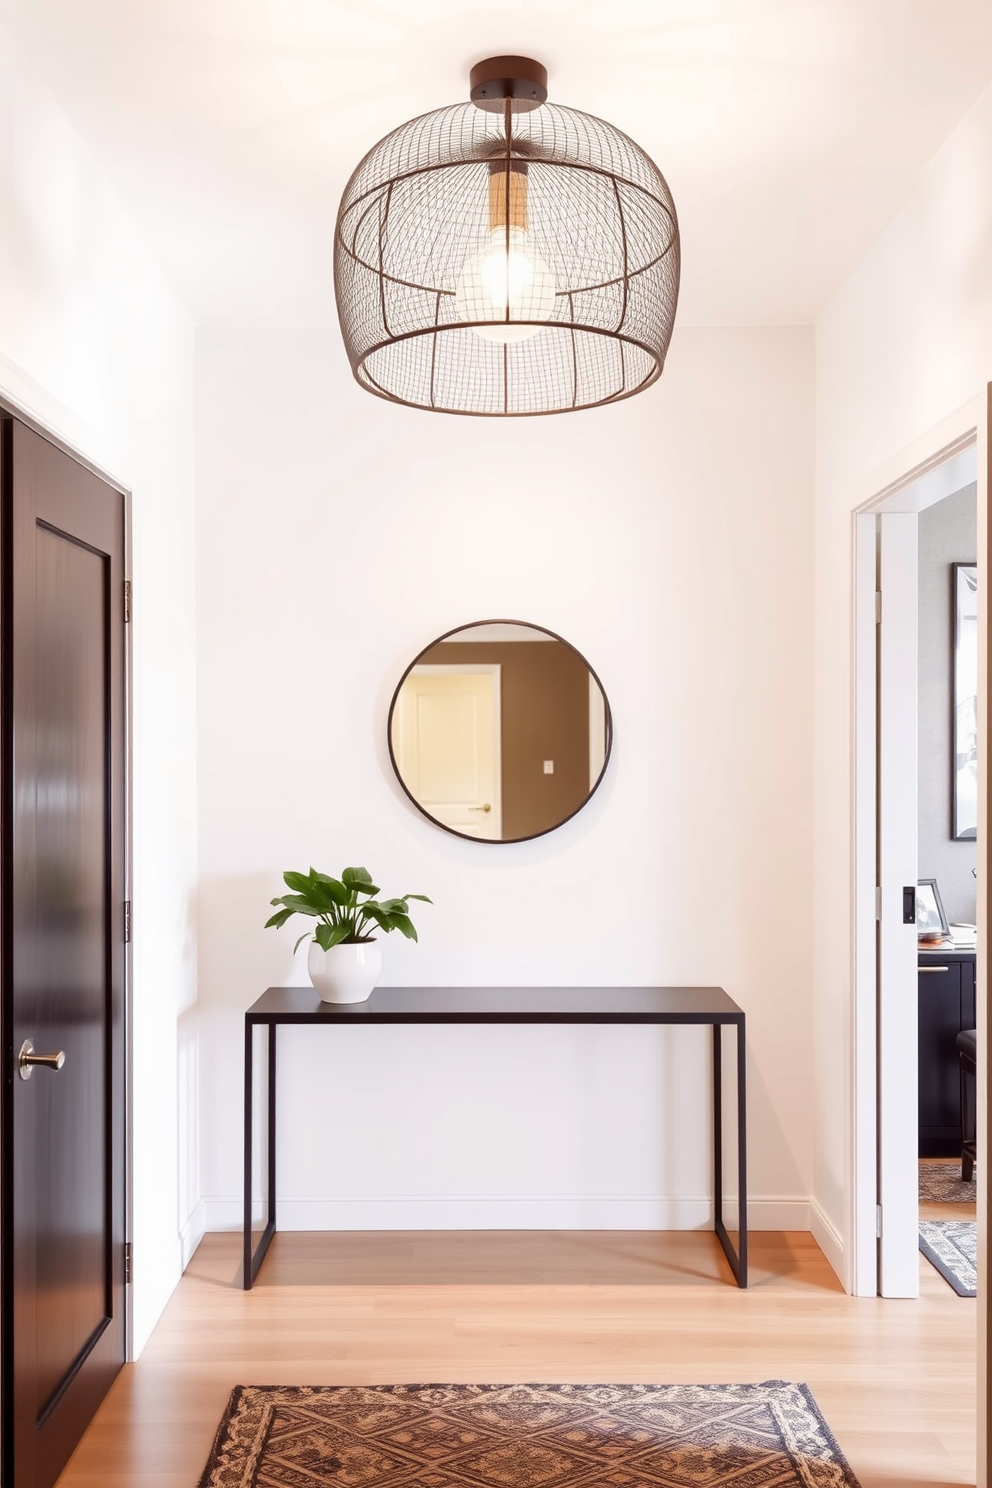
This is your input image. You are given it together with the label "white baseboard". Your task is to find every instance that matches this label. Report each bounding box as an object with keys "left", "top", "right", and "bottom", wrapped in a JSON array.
[
  {"left": 809, "top": 1197, "right": 846, "bottom": 1287},
  {"left": 179, "top": 1198, "right": 207, "bottom": 1268},
  {"left": 203, "top": 1195, "right": 813, "bottom": 1233},
  {"left": 748, "top": 1199, "right": 812, "bottom": 1232}
]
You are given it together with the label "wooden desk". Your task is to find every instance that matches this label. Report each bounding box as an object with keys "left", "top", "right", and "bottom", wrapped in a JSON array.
[
  {"left": 918, "top": 947, "right": 976, "bottom": 1156},
  {"left": 243, "top": 986, "right": 747, "bottom": 1289}
]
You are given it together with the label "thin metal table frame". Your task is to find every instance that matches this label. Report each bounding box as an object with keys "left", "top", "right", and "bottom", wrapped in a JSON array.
[{"left": 243, "top": 986, "right": 747, "bottom": 1289}]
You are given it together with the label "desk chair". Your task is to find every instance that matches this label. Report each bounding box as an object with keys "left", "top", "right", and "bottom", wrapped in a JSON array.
[{"left": 956, "top": 1027, "right": 977, "bottom": 1183}]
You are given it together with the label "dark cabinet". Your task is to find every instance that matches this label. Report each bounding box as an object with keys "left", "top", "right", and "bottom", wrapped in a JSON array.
[{"left": 918, "top": 949, "right": 975, "bottom": 1156}]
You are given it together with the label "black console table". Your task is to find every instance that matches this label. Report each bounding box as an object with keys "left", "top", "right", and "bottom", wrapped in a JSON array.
[{"left": 243, "top": 985, "right": 747, "bottom": 1290}]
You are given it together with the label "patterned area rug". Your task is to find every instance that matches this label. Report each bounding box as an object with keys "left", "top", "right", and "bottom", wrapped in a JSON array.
[
  {"left": 918, "top": 1161, "right": 976, "bottom": 1203},
  {"left": 197, "top": 1381, "right": 862, "bottom": 1488},
  {"left": 919, "top": 1220, "right": 977, "bottom": 1296}
]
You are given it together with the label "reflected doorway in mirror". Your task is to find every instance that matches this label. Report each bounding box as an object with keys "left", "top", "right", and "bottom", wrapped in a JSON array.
[{"left": 390, "top": 664, "right": 503, "bottom": 839}]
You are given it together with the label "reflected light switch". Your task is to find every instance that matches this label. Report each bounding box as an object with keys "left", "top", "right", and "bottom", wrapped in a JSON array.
[{"left": 543, "top": 760, "right": 554, "bottom": 774}]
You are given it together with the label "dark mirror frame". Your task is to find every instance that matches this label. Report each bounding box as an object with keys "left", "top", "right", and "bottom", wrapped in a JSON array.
[{"left": 387, "top": 618, "right": 614, "bottom": 844}]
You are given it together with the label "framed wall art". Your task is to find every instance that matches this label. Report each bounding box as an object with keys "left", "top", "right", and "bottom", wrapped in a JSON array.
[
  {"left": 916, "top": 878, "right": 949, "bottom": 939},
  {"left": 952, "top": 562, "right": 978, "bottom": 840}
]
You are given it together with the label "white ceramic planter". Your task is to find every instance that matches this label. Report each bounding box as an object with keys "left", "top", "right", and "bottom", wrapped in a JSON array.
[{"left": 307, "top": 941, "right": 382, "bottom": 1004}]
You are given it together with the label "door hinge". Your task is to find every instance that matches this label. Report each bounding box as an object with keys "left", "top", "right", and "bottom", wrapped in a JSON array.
[
  {"left": 124, "top": 901, "right": 131, "bottom": 943},
  {"left": 875, "top": 590, "right": 881, "bottom": 624},
  {"left": 124, "top": 1241, "right": 132, "bottom": 1285},
  {"left": 123, "top": 579, "right": 132, "bottom": 624},
  {"left": 875, "top": 1204, "right": 883, "bottom": 1239},
  {"left": 875, "top": 887, "right": 882, "bottom": 922}
]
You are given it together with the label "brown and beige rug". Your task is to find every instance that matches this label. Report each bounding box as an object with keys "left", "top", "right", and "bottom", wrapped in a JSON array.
[
  {"left": 919, "top": 1161, "right": 976, "bottom": 1204},
  {"left": 197, "top": 1382, "right": 861, "bottom": 1488}
]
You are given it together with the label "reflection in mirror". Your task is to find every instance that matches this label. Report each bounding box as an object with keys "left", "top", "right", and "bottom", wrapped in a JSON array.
[{"left": 388, "top": 621, "right": 612, "bottom": 843}]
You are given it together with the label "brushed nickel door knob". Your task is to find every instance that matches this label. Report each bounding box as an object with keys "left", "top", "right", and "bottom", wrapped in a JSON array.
[{"left": 18, "top": 1039, "right": 66, "bottom": 1081}]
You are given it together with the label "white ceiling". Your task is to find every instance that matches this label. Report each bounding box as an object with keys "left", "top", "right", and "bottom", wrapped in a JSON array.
[{"left": 1, "top": 0, "right": 989, "bottom": 327}]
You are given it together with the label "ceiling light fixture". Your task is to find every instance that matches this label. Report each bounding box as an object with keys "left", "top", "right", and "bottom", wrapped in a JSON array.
[{"left": 334, "top": 57, "right": 680, "bottom": 416}]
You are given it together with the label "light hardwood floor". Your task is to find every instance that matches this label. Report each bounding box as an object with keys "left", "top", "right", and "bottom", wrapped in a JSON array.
[{"left": 53, "top": 1217, "right": 976, "bottom": 1488}]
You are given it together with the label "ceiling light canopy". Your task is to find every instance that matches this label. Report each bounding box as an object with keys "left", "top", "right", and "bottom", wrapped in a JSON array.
[{"left": 334, "top": 57, "right": 680, "bottom": 416}]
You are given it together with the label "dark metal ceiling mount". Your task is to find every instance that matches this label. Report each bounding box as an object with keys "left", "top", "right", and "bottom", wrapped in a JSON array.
[
  {"left": 469, "top": 56, "right": 548, "bottom": 111},
  {"left": 334, "top": 57, "right": 680, "bottom": 416}
]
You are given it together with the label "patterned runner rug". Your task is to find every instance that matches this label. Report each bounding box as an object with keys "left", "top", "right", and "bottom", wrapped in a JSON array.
[
  {"left": 919, "top": 1219, "right": 977, "bottom": 1296},
  {"left": 918, "top": 1161, "right": 976, "bottom": 1203},
  {"left": 197, "top": 1381, "right": 862, "bottom": 1488}
]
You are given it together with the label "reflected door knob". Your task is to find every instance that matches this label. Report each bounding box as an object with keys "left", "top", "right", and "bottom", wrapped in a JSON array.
[
  {"left": 469, "top": 803, "right": 492, "bottom": 813},
  {"left": 18, "top": 1039, "right": 66, "bottom": 1081}
]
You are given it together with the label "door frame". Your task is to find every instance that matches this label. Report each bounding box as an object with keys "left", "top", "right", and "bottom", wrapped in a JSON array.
[
  {"left": 0, "top": 392, "right": 134, "bottom": 1365},
  {"left": 849, "top": 394, "right": 987, "bottom": 1479},
  {"left": 853, "top": 438, "right": 979, "bottom": 1297}
]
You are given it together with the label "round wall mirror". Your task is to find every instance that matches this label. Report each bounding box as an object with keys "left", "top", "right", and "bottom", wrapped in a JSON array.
[{"left": 388, "top": 620, "right": 613, "bottom": 843}]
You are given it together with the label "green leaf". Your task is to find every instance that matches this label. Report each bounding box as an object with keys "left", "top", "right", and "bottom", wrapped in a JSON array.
[
  {"left": 272, "top": 894, "right": 321, "bottom": 917},
  {"left": 342, "top": 866, "right": 375, "bottom": 892},
  {"left": 282, "top": 870, "right": 314, "bottom": 895},
  {"left": 315, "top": 921, "right": 352, "bottom": 952},
  {"left": 293, "top": 930, "right": 313, "bottom": 954},
  {"left": 388, "top": 912, "right": 418, "bottom": 942},
  {"left": 377, "top": 897, "right": 408, "bottom": 915},
  {"left": 313, "top": 873, "right": 350, "bottom": 905},
  {"left": 403, "top": 893, "right": 432, "bottom": 903},
  {"left": 264, "top": 907, "right": 294, "bottom": 930}
]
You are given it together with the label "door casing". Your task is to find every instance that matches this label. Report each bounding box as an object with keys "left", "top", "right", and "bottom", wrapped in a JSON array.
[{"left": 853, "top": 436, "right": 979, "bottom": 1297}]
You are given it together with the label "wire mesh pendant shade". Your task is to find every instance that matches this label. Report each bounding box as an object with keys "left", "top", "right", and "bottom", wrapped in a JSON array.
[{"left": 334, "top": 62, "right": 680, "bottom": 416}]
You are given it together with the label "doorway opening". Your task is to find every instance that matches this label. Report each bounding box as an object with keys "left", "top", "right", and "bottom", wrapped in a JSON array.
[{"left": 853, "top": 436, "right": 979, "bottom": 1297}]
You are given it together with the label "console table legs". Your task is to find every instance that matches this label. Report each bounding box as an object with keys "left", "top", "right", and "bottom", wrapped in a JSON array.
[
  {"left": 713, "top": 1023, "right": 748, "bottom": 1287},
  {"left": 242, "top": 1014, "right": 747, "bottom": 1291},
  {"left": 243, "top": 1022, "right": 277, "bottom": 1290}
]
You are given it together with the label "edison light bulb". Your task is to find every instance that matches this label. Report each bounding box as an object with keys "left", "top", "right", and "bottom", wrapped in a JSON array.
[{"left": 455, "top": 226, "right": 556, "bottom": 343}]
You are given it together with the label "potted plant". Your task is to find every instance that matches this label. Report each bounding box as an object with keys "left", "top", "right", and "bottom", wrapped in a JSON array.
[{"left": 265, "top": 865, "right": 431, "bottom": 1003}]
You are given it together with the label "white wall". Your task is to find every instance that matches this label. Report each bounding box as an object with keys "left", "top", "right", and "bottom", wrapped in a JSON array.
[
  {"left": 195, "top": 325, "right": 816, "bottom": 1238},
  {"left": 0, "top": 21, "right": 199, "bottom": 1355},
  {"left": 814, "top": 84, "right": 992, "bottom": 1281}
]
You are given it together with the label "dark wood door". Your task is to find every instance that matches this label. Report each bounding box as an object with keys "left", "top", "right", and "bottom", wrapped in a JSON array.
[{"left": 2, "top": 418, "right": 126, "bottom": 1488}]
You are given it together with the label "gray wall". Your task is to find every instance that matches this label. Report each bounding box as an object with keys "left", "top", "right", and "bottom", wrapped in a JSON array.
[{"left": 919, "top": 482, "right": 977, "bottom": 925}]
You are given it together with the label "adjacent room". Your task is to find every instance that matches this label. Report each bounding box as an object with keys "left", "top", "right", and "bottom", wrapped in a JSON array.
[
  {"left": 0, "top": 3, "right": 989, "bottom": 1487},
  {"left": 917, "top": 485, "right": 979, "bottom": 1293}
]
